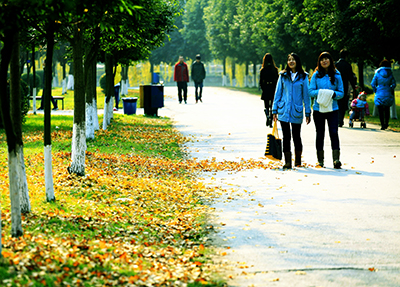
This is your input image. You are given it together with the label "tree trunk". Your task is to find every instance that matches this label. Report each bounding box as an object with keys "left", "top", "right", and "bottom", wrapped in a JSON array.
[
  {"left": 69, "top": 25, "right": 86, "bottom": 176},
  {"left": 253, "top": 61, "right": 257, "bottom": 88},
  {"left": 103, "top": 53, "right": 114, "bottom": 130},
  {"left": 1, "top": 28, "right": 23, "bottom": 237},
  {"left": 62, "top": 62, "right": 67, "bottom": 95},
  {"left": 357, "top": 60, "right": 364, "bottom": 89},
  {"left": 44, "top": 26, "right": 56, "bottom": 202},
  {"left": 32, "top": 45, "right": 37, "bottom": 114},
  {"left": 222, "top": 57, "right": 227, "bottom": 86},
  {"left": 121, "top": 66, "right": 128, "bottom": 96},
  {"left": 85, "top": 27, "right": 99, "bottom": 139}
]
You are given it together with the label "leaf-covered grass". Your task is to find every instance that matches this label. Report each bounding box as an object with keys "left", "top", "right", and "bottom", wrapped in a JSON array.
[
  {"left": 232, "top": 87, "right": 400, "bottom": 131},
  {"left": 0, "top": 114, "right": 234, "bottom": 286}
]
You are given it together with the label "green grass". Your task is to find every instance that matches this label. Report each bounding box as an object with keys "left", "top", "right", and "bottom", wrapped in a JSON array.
[
  {"left": 34, "top": 87, "right": 140, "bottom": 110},
  {"left": 230, "top": 87, "right": 400, "bottom": 131},
  {"left": 13, "top": 113, "right": 185, "bottom": 159}
]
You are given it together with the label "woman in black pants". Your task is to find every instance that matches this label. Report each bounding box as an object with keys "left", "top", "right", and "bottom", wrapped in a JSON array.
[{"left": 259, "top": 53, "right": 279, "bottom": 127}]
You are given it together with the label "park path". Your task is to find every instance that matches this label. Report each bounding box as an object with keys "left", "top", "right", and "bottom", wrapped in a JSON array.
[{"left": 160, "top": 86, "right": 400, "bottom": 287}]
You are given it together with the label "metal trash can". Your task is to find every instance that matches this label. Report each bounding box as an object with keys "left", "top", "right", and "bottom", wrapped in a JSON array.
[{"left": 122, "top": 97, "right": 138, "bottom": 115}]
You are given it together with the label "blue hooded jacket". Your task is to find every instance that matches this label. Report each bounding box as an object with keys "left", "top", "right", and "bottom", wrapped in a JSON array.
[
  {"left": 272, "top": 71, "right": 311, "bottom": 124},
  {"left": 371, "top": 67, "right": 396, "bottom": 107},
  {"left": 309, "top": 70, "right": 344, "bottom": 112}
]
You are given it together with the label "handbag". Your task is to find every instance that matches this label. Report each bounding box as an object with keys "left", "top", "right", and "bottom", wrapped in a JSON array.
[{"left": 264, "top": 121, "right": 282, "bottom": 160}]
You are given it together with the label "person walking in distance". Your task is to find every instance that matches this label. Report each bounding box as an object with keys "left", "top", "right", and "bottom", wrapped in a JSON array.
[
  {"left": 260, "top": 53, "right": 279, "bottom": 127},
  {"left": 272, "top": 53, "right": 311, "bottom": 169},
  {"left": 335, "top": 49, "right": 357, "bottom": 127},
  {"left": 191, "top": 54, "right": 206, "bottom": 103},
  {"left": 174, "top": 56, "right": 189, "bottom": 104},
  {"left": 371, "top": 59, "right": 396, "bottom": 130},
  {"left": 309, "top": 52, "right": 344, "bottom": 169}
]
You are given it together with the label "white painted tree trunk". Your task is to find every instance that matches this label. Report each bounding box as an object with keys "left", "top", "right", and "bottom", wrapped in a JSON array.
[
  {"left": 44, "top": 145, "right": 55, "bottom": 202},
  {"left": 67, "top": 75, "right": 74, "bottom": 90},
  {"left": 121, "top": 79, "right": 128, "bottom": 96},
  {"left": 61, "top": 78, "right": 67, "bottom": 95},
  {"left": 86, "top": 101, "right": 95, "bottom": 139},
  {"left": 8, "top": 150, "right": 23, "bottom": 237},
  {"left": 70, "top": 122, "right": 86, "bottom": 176},
  {"left": 93, "top": 98, "right": 99, "bottom": 130},
  {"left": 17, "top": 145, "right": 31, "bottom": 213},
  {"left": 32, "top": 87, "right": 37, "bottom": 114},
  {"left": 103, "top": 99, "right": 109, "bottom": 130},
  {"left": 109, "top": 97, "right": 114, "bottom": 121},
  {"left": 222, "top": 75, "right": 227, "bottom": 86}
]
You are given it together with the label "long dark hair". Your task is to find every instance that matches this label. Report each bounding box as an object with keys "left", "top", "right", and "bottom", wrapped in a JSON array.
[
  {"left": 315, "top": 51, "right": 336, "bottom": 85},
  {"left": 261, "top": 53, "right": 278, "bottom": 71},
  {"left": 283, "top": 52, "right": 306, "bottom": 79}
]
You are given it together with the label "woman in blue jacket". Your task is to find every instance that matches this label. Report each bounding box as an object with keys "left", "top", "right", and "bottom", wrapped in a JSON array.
[
  {"left": 371, "top": 59, "right": 396, "bottom": 130},
  {"left": 309, "top": 52, "right": 344, "bottom": 169},
  {"left": 272, "top": 53, "right": 311, "bottom": 169}
]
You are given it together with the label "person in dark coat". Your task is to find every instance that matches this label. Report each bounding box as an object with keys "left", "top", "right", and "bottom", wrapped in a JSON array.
[
  {"left": 174, "top": 56, "right": 189, "bottom": 104},
  {"left": 335, "top": 49, "right": 356, "bottom": 127},
  {"left": 191, "top": 54, "right": 206, "bottom": 103},
  {"left": 259, "top": 53, "right": 279, "bottom": 127},
  {"left": 371, "top": 59, "right": 396, "bottom": 130}
]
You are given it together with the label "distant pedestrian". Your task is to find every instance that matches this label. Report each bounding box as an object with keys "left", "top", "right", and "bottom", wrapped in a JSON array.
[
  {"left": 272, "top": 53, "right": 311, "bottom": 169},
  {"left": 260, "top": 53, "right": 279, "bottom": 127},
  {"left": 309, "top": 52, "right": 344, "bottom": 169},
  {"left": 174, "top": 56, "right": 189, "bottom": 104},
  {"left": 371, "top": 59, "right": 396, "bottom": 130},
  {"left": 335, "top": 49, "right": 357, "bottom": 127},
  {"left": 191, "top": 54, "right": 206, "bottom": 103}
]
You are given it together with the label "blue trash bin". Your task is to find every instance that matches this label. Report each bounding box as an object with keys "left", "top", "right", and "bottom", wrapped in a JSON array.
[{"left": 122, "top": 97, "right": 138, "bottom": 115}]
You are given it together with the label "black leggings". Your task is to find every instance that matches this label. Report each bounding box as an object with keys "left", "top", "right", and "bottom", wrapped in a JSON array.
[
  {"left": 280, "top": 121, "right": 302, "bottom": 153},
  {"left": 377, "top": 105, "right": 390, "bottom": 128}
]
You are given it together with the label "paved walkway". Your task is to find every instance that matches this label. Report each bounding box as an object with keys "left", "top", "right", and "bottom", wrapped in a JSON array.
[{"left": 159, "top": 86, "right": 400, "bottom": 287}]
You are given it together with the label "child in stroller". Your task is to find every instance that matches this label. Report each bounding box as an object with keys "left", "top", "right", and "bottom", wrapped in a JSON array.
[{"left": 349, "top": 92, "right": 370, "bottom": 128}]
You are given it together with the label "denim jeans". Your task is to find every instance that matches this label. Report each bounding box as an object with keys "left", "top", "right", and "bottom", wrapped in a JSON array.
[{"left": 313, "top": 110, "right": 340, "bottom": 151}]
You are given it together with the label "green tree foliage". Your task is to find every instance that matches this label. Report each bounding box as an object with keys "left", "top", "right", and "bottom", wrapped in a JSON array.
[{"left": 181, "top": 0, "right": 211, "bottom": 61}]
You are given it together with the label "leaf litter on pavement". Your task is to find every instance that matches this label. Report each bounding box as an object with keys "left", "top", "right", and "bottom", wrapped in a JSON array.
[{"left": 0, "top": 114, "right": 281, "bottom": 286}]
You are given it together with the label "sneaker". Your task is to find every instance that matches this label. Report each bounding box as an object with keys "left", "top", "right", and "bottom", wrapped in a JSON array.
[
  {"left": 184, "top": 101, "right": 187, "bottom": 104},
  {"left": 52, "top": 107, "right": 58, "bottom": 111},
  {"left": 199, "top": 98, "right": 202, "bottom": 102},
  {"left": 113, "top": 107, "right": 117, "bottom": 111}
]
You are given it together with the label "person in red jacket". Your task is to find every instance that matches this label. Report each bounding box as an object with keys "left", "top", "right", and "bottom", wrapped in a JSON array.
[{"left": 174, "top": 56, "right": 189, "bottom": 104}]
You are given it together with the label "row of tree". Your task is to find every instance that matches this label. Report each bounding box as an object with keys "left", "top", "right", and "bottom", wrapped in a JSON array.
[
  {"left": 0, "top": 0, "right": 179, "bottom": 245},
  {"left": 150, "top": 0, "right": 400, "bottom": 88}
]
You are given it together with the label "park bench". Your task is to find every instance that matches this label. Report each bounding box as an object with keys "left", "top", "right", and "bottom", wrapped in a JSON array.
[{"left": 29, "top": 96, "right": 65, "bottom": 110}]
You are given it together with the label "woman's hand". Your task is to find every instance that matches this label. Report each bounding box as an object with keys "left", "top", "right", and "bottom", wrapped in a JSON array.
[
  {"left": 273, "top": 114, "right": 278, "bottom": 121},
  {"left": 306, "top": 116, "right": 311, "bottom": 125}
]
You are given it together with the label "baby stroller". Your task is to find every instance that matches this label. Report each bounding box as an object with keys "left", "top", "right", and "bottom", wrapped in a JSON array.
[
  {"left": 349, "top": 110, "right": 367, "bottom": 128},
  {"left": 349, "top": 92, "right": 369, "bottom": 128}
]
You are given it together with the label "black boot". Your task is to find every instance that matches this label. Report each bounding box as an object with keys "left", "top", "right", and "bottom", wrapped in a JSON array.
[
  {"left": 333, "top": 150, "right": 342, "bottom": 169},
  {"left": 295, "top": 150, "right": 302, "bottom": 167},
  {"left": 317, "top": 150, "right": 324, "bottom": 167},
  {"left": 283, "top": 152, "right": 292, "bottom": 169},
  {"left": 264, "top": 109, "right": 271, "bottom": 127}
]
